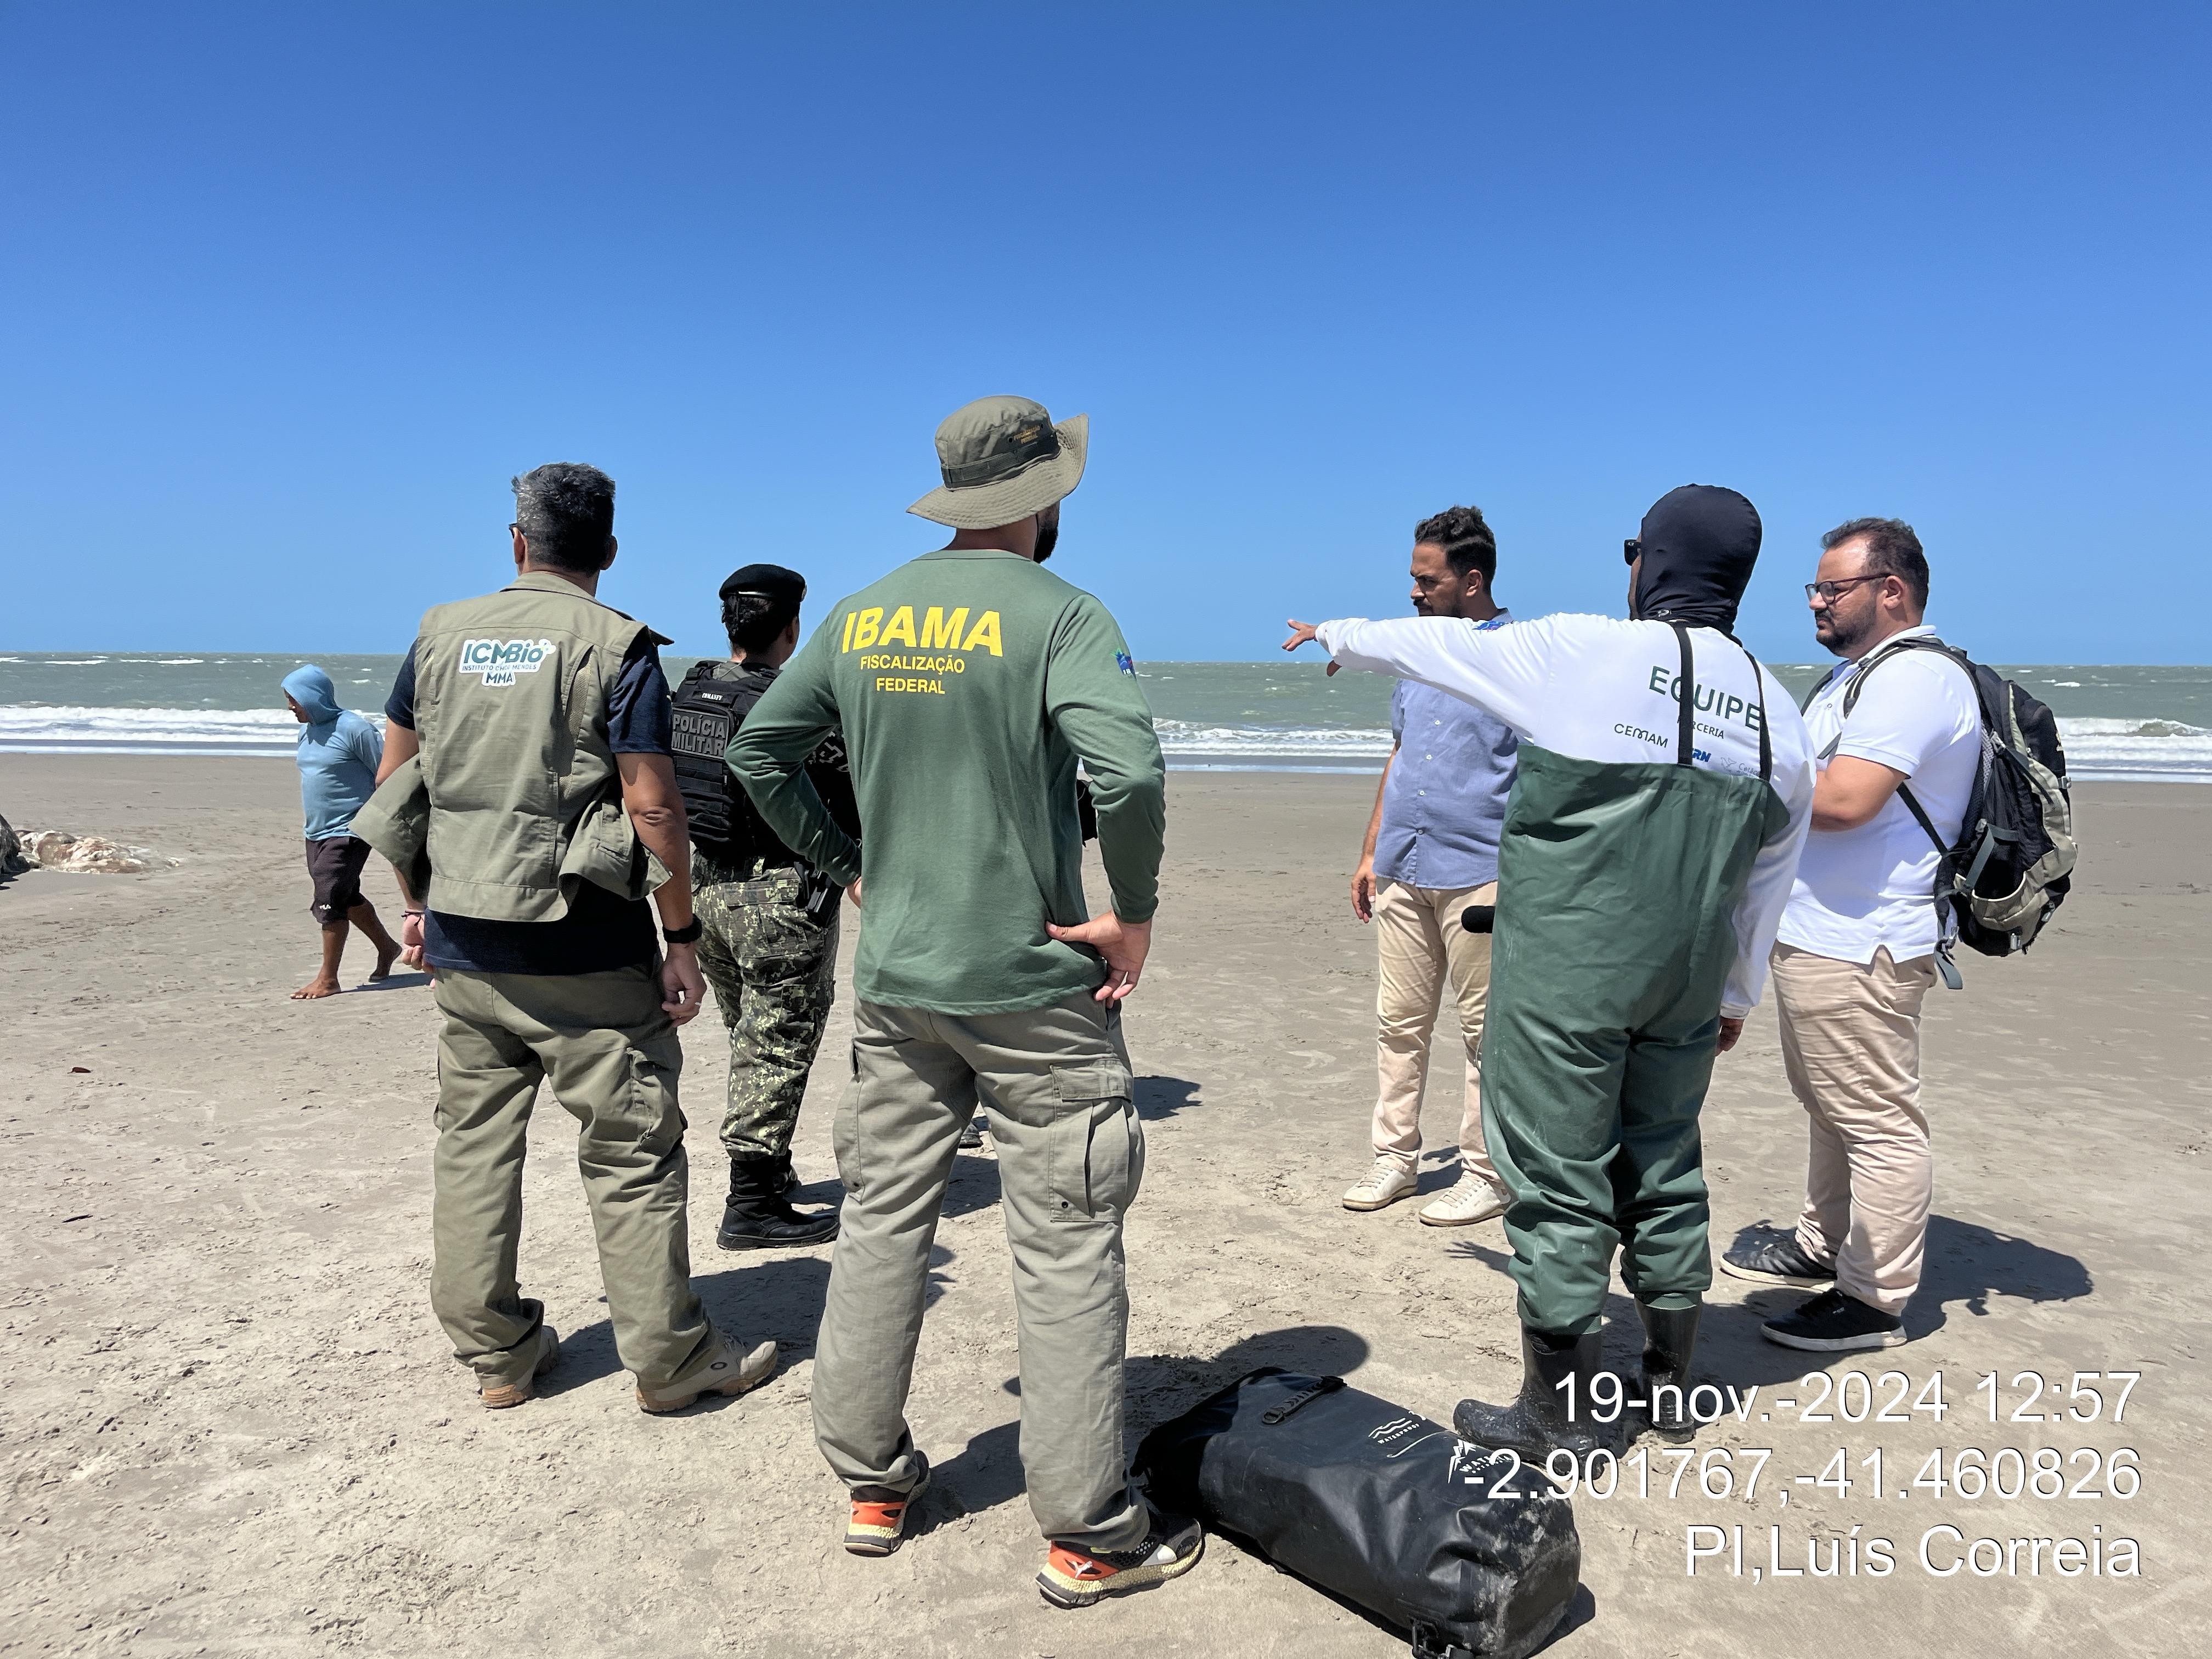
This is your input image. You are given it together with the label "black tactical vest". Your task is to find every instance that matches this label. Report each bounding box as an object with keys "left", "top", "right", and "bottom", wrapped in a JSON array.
[
  {"left": 672, "top": 660, "right": 861, "bottom": 871},
  {"left": 672, "top": 660, "right": 779, "bottom": 865}
]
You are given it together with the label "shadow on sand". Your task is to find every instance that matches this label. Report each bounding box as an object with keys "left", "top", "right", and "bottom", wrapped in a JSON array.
[
  {"left": 1134, "top": 1075, "right": 1203, "bottom": 1122},
  {"left": 1444, "top": 1214, "right": 2092, "bottom": 1389},
  {"left": 540, "top": 1237, "right": 960, "bottom": 1398},
  {"left": 351, "top": 972, "right": 431, "bottom": 993}
]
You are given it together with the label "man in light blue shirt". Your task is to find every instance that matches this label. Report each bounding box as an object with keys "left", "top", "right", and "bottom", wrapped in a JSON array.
[
  {"left": 283, "top": 664, "right": 400, "bottom": 999},
  {"left": 1344, "top": 507, "right": 1519, "bottom": 1225}
]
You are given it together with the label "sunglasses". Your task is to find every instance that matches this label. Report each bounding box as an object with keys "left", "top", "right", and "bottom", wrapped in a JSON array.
[{"left": 1623, "top": 538, "right": 1640, "bottom": 567}]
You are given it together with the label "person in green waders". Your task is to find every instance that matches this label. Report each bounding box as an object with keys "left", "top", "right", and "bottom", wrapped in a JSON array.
[{"left": 1285, "top": 484, "right": 1814, "bottom": 1458}]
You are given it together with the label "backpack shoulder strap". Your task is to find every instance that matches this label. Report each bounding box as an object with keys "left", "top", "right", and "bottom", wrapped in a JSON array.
[
  {"left": 1835, "top": 636, "right": 1961, "bottom": 857},
  {"left": 1898, "top": 778, "right": 1966, "bottom": 990},
  {"left": 1895, "top": 780, "right": 1946, "bottom": 856},
  {"left": 1839, "top": 634, "right": 1972, "bottom": 716}
]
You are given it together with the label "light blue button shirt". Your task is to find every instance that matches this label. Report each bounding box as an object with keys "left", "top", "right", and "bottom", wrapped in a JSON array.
[{"left": 1372, "top": 613, "right": 1518, "bottom": 890}]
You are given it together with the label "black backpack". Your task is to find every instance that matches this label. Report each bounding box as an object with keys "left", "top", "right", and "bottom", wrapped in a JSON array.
[{"left": 1818, "top": 636, "right": 2077, "bottom": 983}]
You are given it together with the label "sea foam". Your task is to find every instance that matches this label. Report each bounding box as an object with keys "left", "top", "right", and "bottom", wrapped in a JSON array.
[{"left": 2, "top": 705, "right": 2207, "bottom": 778}]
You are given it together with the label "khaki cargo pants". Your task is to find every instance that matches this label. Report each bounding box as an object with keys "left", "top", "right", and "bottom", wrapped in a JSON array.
[
  {"left": 813, "top": 992, "right": 1149, "bottom": 1553},
  {"left": 430, "top": 966, "right": 719, "bottom": 1392},
  {"left": 1771, "top": 942, "right": 1939, "bottom": 1315},
  {"left": 1373, "top": 877, "right": 1500, "bottom": 1182}
]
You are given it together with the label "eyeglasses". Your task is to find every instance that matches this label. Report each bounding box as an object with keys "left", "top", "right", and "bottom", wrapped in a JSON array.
[{"left": 1804, "top": 574, "right": 1888, "bottom": 603}]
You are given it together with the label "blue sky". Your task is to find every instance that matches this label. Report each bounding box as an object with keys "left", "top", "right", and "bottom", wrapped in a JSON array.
[{"left": 4, "top": 3, "right": 2205, "bottom": 663}]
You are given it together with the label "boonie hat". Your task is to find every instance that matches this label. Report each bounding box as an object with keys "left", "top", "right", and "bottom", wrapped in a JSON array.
[{"left": 908, "top": 394, "right": 1088, "bottom": 529}]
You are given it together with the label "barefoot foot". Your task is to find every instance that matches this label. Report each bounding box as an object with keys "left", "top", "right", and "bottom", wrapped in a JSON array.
[
  {"left": 291, "top": 978, "right": 341, "bottom": 1000},
  {"left": 371, "top": 941, "right": 400, "bottom": 981}
]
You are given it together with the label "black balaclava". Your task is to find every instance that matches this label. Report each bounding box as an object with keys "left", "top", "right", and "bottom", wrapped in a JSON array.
[{"left": 1629, "top": 484, "right": 1763, "bottom": 637}]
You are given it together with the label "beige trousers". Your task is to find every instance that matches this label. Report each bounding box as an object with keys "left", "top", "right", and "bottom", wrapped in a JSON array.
[
  {"left": 1373, "top": 878, "right": 1498, "bottom": 1183},
  {"left": 1771, "top": 942, "right": 1939, "bottom": 1314},
  {"left": 429, "top": 966, "right": 719, "bottom": 1391},
  {"left": 813, "top": 992, "right": 1149, "bottom": 1553}
]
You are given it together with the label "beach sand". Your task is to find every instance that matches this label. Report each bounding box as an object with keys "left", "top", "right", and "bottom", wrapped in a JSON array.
[{"left": 2, "top": 757, "right": 2207, "bottom": 1657}]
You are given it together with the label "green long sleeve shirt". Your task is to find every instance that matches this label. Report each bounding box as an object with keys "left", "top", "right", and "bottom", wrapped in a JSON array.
[{"left": 728, "top": 546, "right": 1167, "bottom": 1015}]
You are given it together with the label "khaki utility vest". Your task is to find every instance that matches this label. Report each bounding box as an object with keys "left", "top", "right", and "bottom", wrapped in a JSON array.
[{"left": 408, "top": 570, "right": 670, "bottom": 922}]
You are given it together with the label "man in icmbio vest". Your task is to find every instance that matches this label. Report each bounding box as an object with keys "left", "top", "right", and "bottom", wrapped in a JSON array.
[
  {"left": 1286, "top": 486, "right": 1815, "bottom": 1459},
  {"left": 730, "top": 396, "right": 1201, "bottom": 1609},
  {"left": 670, "top": 562, "right": 856, "bottom": 1250},
  {"left": 364, "top": 463, "right": 776, "bottom": 1415}
]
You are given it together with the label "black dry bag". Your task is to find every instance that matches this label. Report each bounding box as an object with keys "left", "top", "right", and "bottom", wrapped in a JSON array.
[{"left": 1134, "top": 1369, "right": 1580, "bottom": 1659}]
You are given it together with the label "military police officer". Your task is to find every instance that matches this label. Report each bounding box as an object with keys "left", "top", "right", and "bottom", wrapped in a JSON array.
[{"left": 670, "top": 563, "right": 855, "bottom": 1250}]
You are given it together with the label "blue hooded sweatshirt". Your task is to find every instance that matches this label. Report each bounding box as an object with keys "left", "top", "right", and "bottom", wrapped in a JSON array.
[{"left": 284, "top": 665, "right": 384, "bottom": 840}]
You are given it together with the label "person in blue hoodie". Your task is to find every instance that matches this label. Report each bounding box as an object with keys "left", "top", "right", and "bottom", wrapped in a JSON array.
[{"left": 283, "top": 664, "right": 402, "bottom": 998}]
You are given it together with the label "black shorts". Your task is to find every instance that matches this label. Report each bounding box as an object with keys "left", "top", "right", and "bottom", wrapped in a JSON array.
[{"left": 306, "top": 836, "right": 373, "bottom": 923}]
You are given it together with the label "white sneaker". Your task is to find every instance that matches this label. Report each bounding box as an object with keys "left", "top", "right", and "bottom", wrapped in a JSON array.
[
  {"left": 1418, "top": 1175, "right": 1509, "bottom": 1227},
  {"left": 1342, "top": 1158, "right": 1418, "bottom": 1212}
]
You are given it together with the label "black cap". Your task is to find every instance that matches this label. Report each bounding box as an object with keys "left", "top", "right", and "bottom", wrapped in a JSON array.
[{"left": 718, "top": 563, "right": 808, "bottom": 607}]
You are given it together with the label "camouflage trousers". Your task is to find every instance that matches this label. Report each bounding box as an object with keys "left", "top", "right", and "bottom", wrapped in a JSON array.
[{"left": 693, "top": 856, "right": 840, "bottom": 1161}]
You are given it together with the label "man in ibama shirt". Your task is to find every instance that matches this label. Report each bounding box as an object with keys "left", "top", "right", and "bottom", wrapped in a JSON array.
[
  {"left": 731, "top": 396, "right": 1198, "bottom": 1609},
  {"left": 1286, "top": 485, "right": 1814, "bottom": 1458}
]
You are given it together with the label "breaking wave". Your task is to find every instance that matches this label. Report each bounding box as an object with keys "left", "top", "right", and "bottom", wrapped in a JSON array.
[
  {"left": 1153, "top": 716, "right": 2212, "bottom": 780},
  {"left": 0, "top": 705, "right": 380, "bottom": 757},
  {"left": 2, "top": 706, "right": 2207, "bottom": 779}
]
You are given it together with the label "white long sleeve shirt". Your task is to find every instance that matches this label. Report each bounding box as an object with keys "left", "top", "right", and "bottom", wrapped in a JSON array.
[{"left": 1316, "top": 612, "right": 1815, "bottom": 1017}]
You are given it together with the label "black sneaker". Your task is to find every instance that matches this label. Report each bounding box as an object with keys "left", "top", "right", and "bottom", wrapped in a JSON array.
[
  {"left": 1761, "top": 1288, "right": 1906, "bottom": 1352},
  {"left": 1719, "top": 1228, "right": 1836, "bottom": 1289},
  {"left": 1036, "top": 1509, "right": 1204, "bottom": 1609}
]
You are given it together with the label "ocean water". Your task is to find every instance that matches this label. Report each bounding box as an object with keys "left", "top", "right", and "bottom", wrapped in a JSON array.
[{"left": 2, "top": 652, "right": 2209, "bottom": 782}]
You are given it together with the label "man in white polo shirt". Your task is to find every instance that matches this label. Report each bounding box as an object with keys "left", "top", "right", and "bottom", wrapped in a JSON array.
[{"left": 1723, "top": 518, "right": 1979, "bottom": 1353}]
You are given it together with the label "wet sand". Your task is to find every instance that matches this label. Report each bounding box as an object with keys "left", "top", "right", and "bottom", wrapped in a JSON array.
[{"left": 2, "top": 756, "right": 2207, "bottom": 1656}]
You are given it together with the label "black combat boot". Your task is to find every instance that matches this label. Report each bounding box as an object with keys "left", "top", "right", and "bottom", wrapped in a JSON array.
[
  {"left": 718, "top": 1155, "right": 839, "bottom": 1250},
  {"left": 764, "top": 1149, "right": 802, "bottom": 1195},
  {"left": 1453, "top": 1327, "right": 1626, "bottom": 1463},
  {"left": 1637, "top": 1300, "right": 1703, "bottom": 1444}
]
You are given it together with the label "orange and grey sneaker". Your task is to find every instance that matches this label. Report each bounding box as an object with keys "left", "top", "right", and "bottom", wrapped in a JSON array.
[
  {"left": 479, "top": 1324, "right": 560, "bottom": 1410},
  {"left": 843, "top": 1455, "right": 931, "bottom": 1556},
  {"left": 1036, "top": 1509, "right": 1204, "bottom": 1609},
  {"left": 635, "top": 1336, "right": 779, "bottom": 1414}
]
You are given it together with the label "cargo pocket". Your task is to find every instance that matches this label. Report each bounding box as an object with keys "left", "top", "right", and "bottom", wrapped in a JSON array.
[
  {"left": 832, "top": 1058, "right": 861, "bottom": 1195},
  {"left": 1046, "top": 1060, "right": 1143, "bottom": 1222},
  {"left": 627, "top": 1043, "right": 686, "bottom": 1160}
]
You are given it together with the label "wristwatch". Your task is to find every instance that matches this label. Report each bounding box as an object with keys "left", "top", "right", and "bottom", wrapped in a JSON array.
[{"left": 662, "top": 917, "right": 704, "bottom": 946}]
